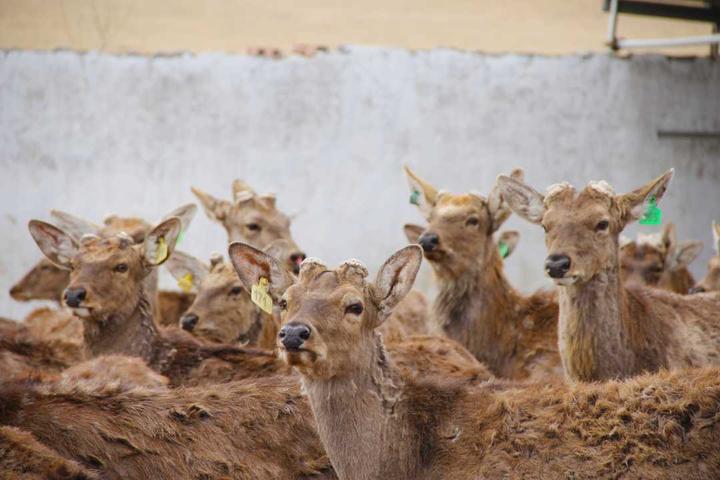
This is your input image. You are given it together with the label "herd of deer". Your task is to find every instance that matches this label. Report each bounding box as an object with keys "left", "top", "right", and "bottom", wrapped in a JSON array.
[{"left": 2, "top": 167, "right": 720, "bottom": 479}]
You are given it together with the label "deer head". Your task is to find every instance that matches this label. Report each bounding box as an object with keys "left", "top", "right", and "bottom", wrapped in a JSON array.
[
  {"left": 620, "top": 222, "right": 702, "bottom": 288},
  {"left": 165, "top": 251, "right": 259, "bottom": 344},
  {"left": 28, "top": 217, "right": 182, "bottom": 321},
  {"left": 192, "top": 180, "right": 305, "bottom": 273},
  {"left": 402, "top": 165, "right": 522, "bottom": 278},
  {"left": 497, "top": 169, "right": 674, "bottom": 286},
  {"left": 691, "top": 222, "right": 720, "bottom": 294},
  {"left": 230, "top": 242, "right": 421, "bottom": 380}
]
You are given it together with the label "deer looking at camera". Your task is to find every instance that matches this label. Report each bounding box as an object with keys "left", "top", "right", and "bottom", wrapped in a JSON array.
[
  {"left": 691, "top": 222, "right": 720, "bottom": 294},
  {"left": 402, "top": 166, "right": 561, "bottom": 381},
  {"left": 620, "top": 222, "right": 702, "bottom": 294},
  {"left": 27, "top": 217, "right": 287, "bottom": 386},
  {"left": 498, "top": 169, "right": 720, "bottom": 382},
  {"left": 232, "top": 243, "right": 720, "bottom": 480}
]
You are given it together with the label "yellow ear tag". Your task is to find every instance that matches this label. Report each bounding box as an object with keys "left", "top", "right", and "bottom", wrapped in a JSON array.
[
  {"left": 177, "top": 273, "right": 193, "bottom": 293},
  {"left": 155, "top": 237, "right": 168, "bottom": 264},
  {"left": 251, "top": 277, "right": 273, "bottom": 314}
]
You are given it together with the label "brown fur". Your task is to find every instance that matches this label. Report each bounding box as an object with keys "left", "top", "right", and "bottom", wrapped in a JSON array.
[
  {"left": 378, "top": 290, "right": 436, "bottom": 342},
  {"left": 267, "top": 249, "right": 720, "bottom": 480},
  {"left": 499, "top": 171, "right": 720, "bottom": 382},
  {"left": 0, "top": 376, "right": 336, "bottom": 479},
  {"left": 620, "top": 223, "right": 701, "bottom": 294},
  {"left": 403, "top": 166, "right": 562, "bottom": 381},
  {"left": 59, "top": 355, "right": 169, "bottom": 390},
  {"left": 0, "top": 426, "right": 97, "bottom": 480}
]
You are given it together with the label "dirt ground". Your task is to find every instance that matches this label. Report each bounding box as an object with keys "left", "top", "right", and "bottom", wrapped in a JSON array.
[{"left": 0, "top": 0, "right": 713, "bottom": 56}]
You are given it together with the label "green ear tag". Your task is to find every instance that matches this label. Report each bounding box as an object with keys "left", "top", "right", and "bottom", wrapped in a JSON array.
[
  {"left": 409, "top": 189, "right": 420, "bottom": 206},
  {"left": 498, "top": 241, "right": 509, "bottom": 259},
  {"left": 177, "top": 229, "right": 185, "bottom": 245},
  {"left": 639, "top": 196, "right": 662, "bottom": 225}
]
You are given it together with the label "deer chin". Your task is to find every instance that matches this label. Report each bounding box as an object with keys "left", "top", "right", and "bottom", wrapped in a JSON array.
[
  {"left": 280, "top": 347, "right": 320, "bottom": 367},
  {"left": 552, "top": 276, "right": 579, "bottom": 287},
  {"left": 70, "top": 307, "right": 93, "bottom": 318}
]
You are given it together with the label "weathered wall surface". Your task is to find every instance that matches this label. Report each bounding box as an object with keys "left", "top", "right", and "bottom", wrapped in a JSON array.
[{"left": 1, "top": 49, "right": 719, "bottom": 319}]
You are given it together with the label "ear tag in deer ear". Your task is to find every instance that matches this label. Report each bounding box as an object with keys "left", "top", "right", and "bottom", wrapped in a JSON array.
[
  {"left": 176, "top": 229, "right": 185, "bottom": 245},
  {"left": 251, "top": 277, "right": 273, "bottom": 314},
  {"left": 155, "top": 237, "right": 169, "bottom": 264},
  {"left": 498, "top": 241, "right": 510, "bottom": 259},
  {"left": 639, "top": 196, "right": 662, "bottom": 225},
  {"left": 177, "top": 273, "right": 193, "bottom": 293},
  {"left": 409, "top": 189, "right": 421, "bottom": 206}
]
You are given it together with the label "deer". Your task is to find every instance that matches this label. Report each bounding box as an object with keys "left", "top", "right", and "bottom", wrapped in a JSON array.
[
  {"left": 27, "top": 217, "right": 492, "bottom": 386},
  {"left": 192, "top": 179, "right": 307, "bottom": 274},
  {"left": 691, "top": 222, "right": 720, "bottom": 294},
  {"left": 0, "top": 374, "right": 337, "bottom": 480},
  {"left": 231, "top": 242, "right": 720, "bottom": 480},
  {"left": 620, "top": 222, "right": 702, "bottom": 294},
  {"left": 401, "top": 165, "right": 562, "bottom": 381},
  {"left": 497, "top": 169, "right": 720, "bottom": 382}
]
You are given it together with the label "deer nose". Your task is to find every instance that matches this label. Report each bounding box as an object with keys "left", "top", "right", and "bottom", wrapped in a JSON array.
[
  {"left": 64, "top": 287, "right": 87, "bottom": 308},
  {"left": 689, "top": 286, "right": 706, "bottom": 294},
  {"left": 8, "top": 285, "right": 26, "bottom": 301},
  {"left": 180, "top": 313, "right": 199, "bottom": 331},
  {"left": 418, "top": 232, "right": 440, "bottom": 252},
  {"left": 290, "top": 252, "right": 307, "bottom": 274},
  {"left": 545, "top": 254, "right": 571, "bottom": 279},
  {"left": 279, "top": 323, "right": 311, "bottom": 350}
]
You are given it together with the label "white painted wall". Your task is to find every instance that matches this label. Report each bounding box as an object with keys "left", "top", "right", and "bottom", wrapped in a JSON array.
[{"left": 1, "top": 48, "right": 719, "bottom": 320}]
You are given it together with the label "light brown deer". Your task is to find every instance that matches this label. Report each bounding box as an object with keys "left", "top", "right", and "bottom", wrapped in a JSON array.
[
  {"left": 193, "top": 179, "right": 306, "bottom": 273},
  {"left": 620, "top": 222, "right": 702, "bottom": 294},
  {"left": 232, "top": 243, "right": 720, "bottom": 480},
  {"left": 0, "top": 375, "right": 336, "bottom": 480},
  {"left": 691, "top": 222, "right": 720, "bottom": 294},
  {"left": 165, "top": 250, "right": 273, "bottom": 347},
  {"left": 402, "top": 166, "right": 562, "bottom": 381},
  {"left": 498, "top": 169, "right": 720, "bottom": 382},
  {"left": 27, "top": 217, "right": 287, "bottom": 386}
]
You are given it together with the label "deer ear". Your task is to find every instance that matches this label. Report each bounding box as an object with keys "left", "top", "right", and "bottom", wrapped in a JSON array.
[
  {"left": 165, "top": 251, "right": 210, "bottom": 291},
  {"left": 28, "top": 220, "right": 78, "bottom": 270},
  {"left": 231, "top": 179, "right": 256, "bottom": 203},
  {"left": 142, "top": 217, "right": 182, "bottom": 267},
  {"left": 162, "top": 203, "right": 197, "bottom": 234},
  {"left": 487, "top": 168, "right": 525, "bottom": 232},
  {"left": 668, "top": 241, "right": 703, "bottom": 271},
  {"left": 191, "top": 187, "right": 232, "bottom": 223},
  {"left": 49, "top": 210, "right": 101, "bottom": 240},
  {"left": 372, "top": 245, "right": 422, "bottom": 326},
  {"left": 403, "top": 165, "right": 438, "bottom": 219},
  {"left": 228, "top": 242, "right": 295, "bottom": 301},
  {"left": 495, "top": 175, "right": 546, "bottom": 224},
  {"left": 616, "top": 169, "right": 674, "bottom": 225},
  {"left": 403, "top": 224, "right": 425, "bottom": 244},
  {"left": 497, "top": 230, "right": 519, "bottom": 259}
]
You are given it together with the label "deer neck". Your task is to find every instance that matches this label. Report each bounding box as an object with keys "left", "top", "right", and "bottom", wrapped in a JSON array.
[
  {"left": 433, "top": 246, "right": 521, "bottom": 374},
  {"left": 557, "top": 265, "right": 635, "bottom": 382},
  {"left": 82, "top": 292, "right": 159, "bottom": 362},
  {"left": 303, "top": 332, "right": 415, "bottom": 480}
]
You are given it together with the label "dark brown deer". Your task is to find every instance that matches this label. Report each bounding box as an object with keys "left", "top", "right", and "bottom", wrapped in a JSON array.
[
  {"left": 402, "top": 166, "right": 562, "bottom": 381},
  {"left": 0, "top": 375, "right": 336, "bottom": 479},
  {"left": 498, "top": 169, "right": 720, "bottom": 382},
  {"left": 231, "top": 243, "right": 720, "bottom": 480},
  {"left": 620, "top": 222, "right": 702, "bottom": 294}
]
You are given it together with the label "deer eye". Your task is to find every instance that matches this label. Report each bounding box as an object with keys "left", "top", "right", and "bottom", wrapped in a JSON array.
[
  {"left": 596, "top": 220, "right": 610, "bottom": 231},
  {"left": 345, "top": 303, "right": 363, "bottom": 315},
  {"left": 114, "top": 263, "right": 129, "bottom": 273},
  {"left": 279, "top": 298, "right": 288, "bottom": 310},
  {"left": 246, "top": 223, "right": 261, "bottom": 232},
  {"left": 229, "top": 286, "right": 243, "bottom": 295},
  {"left": 466, "top": 217, "right": 479, "bottom": 227}
]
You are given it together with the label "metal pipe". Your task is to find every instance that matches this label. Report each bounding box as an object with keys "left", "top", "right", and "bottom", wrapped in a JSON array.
[
  {"left": 616, "top": 33, "right": 720, "bottom": 48},
  {"left": 607, "top": 1, "right": 720, "bottom": 24},
  {"left": 607, "top": 0, "right": 621, "bottom": 49}
]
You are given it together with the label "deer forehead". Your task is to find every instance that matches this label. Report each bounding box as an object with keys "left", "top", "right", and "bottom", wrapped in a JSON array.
[{"left": 202, "top": 265, "right": 240, "bottom": 289}]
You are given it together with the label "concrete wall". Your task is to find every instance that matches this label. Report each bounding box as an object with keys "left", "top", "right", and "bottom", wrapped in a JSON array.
[{"left": 1, "top": 49, "right": 719, "bottom": 320}]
